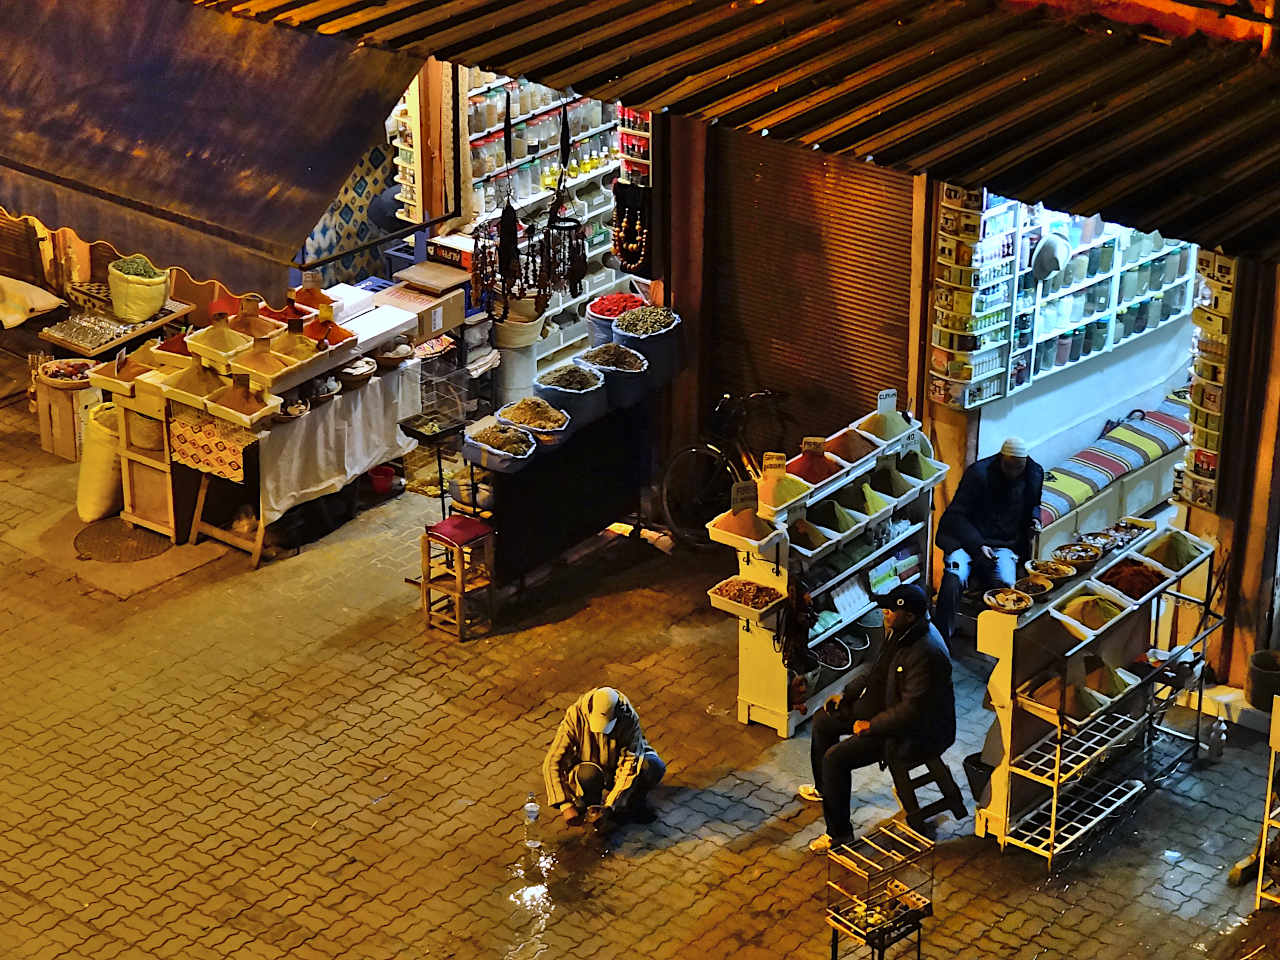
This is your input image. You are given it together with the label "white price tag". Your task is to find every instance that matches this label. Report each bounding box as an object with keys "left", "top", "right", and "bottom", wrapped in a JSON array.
[
  {"left": 430, "top": 306, "right": 444, "bottom": 333},
  {"left": 762, "top": 451, "right": 786, "bottom": 476},
  {"left": 801, "top": 436, "right": 826, "bottom": 455},
  {"left": 877, "top": 388, "right": 898, "bottom": 414},
  {"left": 730, "top": 480, "right": 758, "bottom": 515}
]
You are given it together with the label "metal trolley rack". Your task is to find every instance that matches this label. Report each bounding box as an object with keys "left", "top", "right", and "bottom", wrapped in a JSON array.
[{"left": 826, "top": 821, "right": 934, "bottom": 959}]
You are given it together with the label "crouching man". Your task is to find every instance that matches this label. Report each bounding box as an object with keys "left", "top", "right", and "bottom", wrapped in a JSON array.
[{"left": 543, "top": 687, "right": 665, "bottom": 829}]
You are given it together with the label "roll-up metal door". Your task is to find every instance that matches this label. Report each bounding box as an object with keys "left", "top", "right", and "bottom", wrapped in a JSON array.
[{"left": 708, "top": 128, "right": 915, "bottom": 449}]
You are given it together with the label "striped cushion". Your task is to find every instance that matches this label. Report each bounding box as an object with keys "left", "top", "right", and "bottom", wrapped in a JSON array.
[{"left": 1038, "top": 398, "right": 1190, "bottom": 526}]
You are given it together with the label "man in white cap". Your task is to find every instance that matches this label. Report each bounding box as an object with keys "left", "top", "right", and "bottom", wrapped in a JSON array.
[
  {"left": 935, "top": 436, "right": 1043, "bottom": 644},
  {"left": 542, "top": 687, "right": 665, "bottom": 829}
]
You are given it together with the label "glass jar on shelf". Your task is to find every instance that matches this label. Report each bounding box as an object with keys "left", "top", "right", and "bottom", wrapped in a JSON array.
[{"left": 512, "top": 124, "right": 527, "bottom": 160}]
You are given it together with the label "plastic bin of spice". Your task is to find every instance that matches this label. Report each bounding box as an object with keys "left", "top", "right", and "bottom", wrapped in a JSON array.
[
  {"left": 806, "top": 498, "right": 869, "bottom": 547},
  {"left": 868, "top": 465, "right": 922, "bottom": 508},
  {"left": 834, "top": 474, "right": 894, "bottom": 527},
  {"left": 88, "top": 352, "right": 157, "bottom": 398},
  {"left": 205, "top": 382, "right": 282, "bottom": 429},
  {"left": 1048, "top": 580, "right": 1134, "bottom": 642},
  {"left": 705, "top": 508, "right": 786, "bottom": 558},
  {"left": 756, "top": 472, "right": 812, "bottom": 523},
  {"left": 707, "top": 576, "right": 785, "bottom": 624},
  {"left": 787, "top": 517, "right": 838, "bottom": 562},
  {"left": 612, "top": 307, "right": 682, "bottom": 385},
  {"left": 786, "top": 449, "right": 852, "bottom": 504},
  {"left": 463, "top": 421, "right": 537, "bottom": 473},
  {"left": 186, "top": 318, "right": 252, "bottom": 372},
  {"left": 824, "top": 427, "right": 882, "bottom": 473},
  {"left": 573, "top": 343, "right": 650, "bottom": 408},
  {"left": 1138, "top": 528, "right": 1212, "bottom": 580},
  {"left": 158, "top": 364, "right": 230, "bottom": 412},
  {"left": 1096, "top": 554, "right": 1175, "bottom": 607},
  {"left": 853, "top": 410, "right": 919, "bottom": 455},
  {"left": 534, "top": 364, "right": 607, "bottom": 429},
  {"left": 896, "top": 450, "right": 949, "bottom": 492}
]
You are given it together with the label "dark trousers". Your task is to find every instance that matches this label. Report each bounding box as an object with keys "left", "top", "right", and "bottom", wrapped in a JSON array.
[
  {"left": 569, "top": 750, "right": 665, "bottom": 810},
  {"left": 810, "top": 707, "right": 885, "bottom": 842}
]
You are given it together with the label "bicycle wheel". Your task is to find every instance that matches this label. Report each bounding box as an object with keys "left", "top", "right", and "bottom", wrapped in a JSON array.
[{"left": 661, "top": 445, "right": 736, "bottom": 547}]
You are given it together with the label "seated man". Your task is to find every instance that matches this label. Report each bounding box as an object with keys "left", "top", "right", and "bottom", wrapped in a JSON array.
[
  {"left": 543, "top": 687, "right": 664, "bottom": 829},
  {"left": 934, "top": 436, "right": 1044, "bottom": 644},
  {"left": 798, "top": 584, "right": 956, "bottom": 852}
]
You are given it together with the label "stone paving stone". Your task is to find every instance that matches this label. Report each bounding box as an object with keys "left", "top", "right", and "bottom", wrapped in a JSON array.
[{"left": 0, "top": 403, "right": 1274, "bottom": 958}]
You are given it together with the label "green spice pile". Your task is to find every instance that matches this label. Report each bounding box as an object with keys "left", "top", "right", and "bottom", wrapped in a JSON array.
[
  {"left": 1058, "top": 594, "right": 1126, "bottom": 630},
  {"left": 615, "top": 306, "right": 676, "bottom": 335},
  {"left": 581, "top": 343, "right": 646, "bottom": 371},
  {"left": 471, "top": 425, "right": 534, "bottom": 456},
  {"left": 1142, "top": 531, "right": 1201, "bottom": 571},
  {"left": 538, "top": 365, "right": 601, "bottom": 391},
  {"left": 501, "top": 397, "right": 568, "bottom": 430},
  {"left": 112, "top": 255, "right": 164, "bottom": 279}
]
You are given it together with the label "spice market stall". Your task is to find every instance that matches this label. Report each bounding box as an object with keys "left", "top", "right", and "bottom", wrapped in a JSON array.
[
  {"left": 971, "top": 522, "right": 1221, "bottom": 870},
  {"left": 706, "top": 392, "right": 947, "bottom": 738}
]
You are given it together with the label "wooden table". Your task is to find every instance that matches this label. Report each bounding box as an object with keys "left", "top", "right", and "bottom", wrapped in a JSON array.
[{"left": 39, "top": 297, "right": 195, "bottom": 357}]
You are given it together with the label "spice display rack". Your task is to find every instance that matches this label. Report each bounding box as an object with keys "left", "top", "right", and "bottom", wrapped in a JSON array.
[
  {"left": 1182, "top": 250, "right": 1234, "bottom": 512},
  {"left": 462, "top": 67, "right": 633, "bottom": 347},
  {"left": 929, "top": 184, "right": 1198, "bottom": 411},
  {"left": 974, "top": 531, "right": 1221, "bottom": 870},
  {"left": 826, "top": 821, "right": 934, "bottom": 959},
  {"left": 1255, "top": 698, "right": 1280, "bottom": 911},
  {"left": 706, "top": 397, "right": 945, "bottom": 738}
]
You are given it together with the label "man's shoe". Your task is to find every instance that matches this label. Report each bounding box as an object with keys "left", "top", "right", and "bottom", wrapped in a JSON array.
[{"left": 798, "top": 784, "right": 823, "bottom": 803}]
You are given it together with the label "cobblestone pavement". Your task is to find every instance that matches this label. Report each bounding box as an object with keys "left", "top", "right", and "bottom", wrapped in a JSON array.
[{"left": 0, "top": 400, "right": 1276, "bottom": 960}]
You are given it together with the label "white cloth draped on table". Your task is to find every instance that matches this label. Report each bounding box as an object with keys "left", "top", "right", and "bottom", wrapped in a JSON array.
[{"left": 258, "top": 362, "right": 420, "bottom": 524}]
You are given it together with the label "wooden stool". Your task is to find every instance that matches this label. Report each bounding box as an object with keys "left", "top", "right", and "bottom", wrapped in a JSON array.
[
  {"left": 889, "top": 754, "right": 968, "bottom": 832},
  {"left": 422, "top": 514, "right": 495, "bottom": 641}
]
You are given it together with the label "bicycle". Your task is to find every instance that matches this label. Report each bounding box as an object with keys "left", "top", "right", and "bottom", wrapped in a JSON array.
[{"left": 660, "top": 389, "right": 790, "bottom": 547}]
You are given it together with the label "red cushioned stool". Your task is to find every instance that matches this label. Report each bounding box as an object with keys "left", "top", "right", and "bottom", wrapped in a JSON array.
[{"left": 421, "top": 515, "right": 495, "bottom": 641}]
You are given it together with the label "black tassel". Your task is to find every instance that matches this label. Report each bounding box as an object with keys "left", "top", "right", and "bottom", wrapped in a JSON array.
[
  {"left": 503, "top": 90, "right": 514, "bottom": 173},
  {"left": 498, "top": 201, "right": 519, "bottom": 282}
]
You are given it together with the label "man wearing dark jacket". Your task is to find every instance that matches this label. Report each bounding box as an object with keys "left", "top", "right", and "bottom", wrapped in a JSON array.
[
  {"left": 799, "top": 584, "right": 956, "bottom": 852},
  {"left": 934, "top": 437, "right": 1044, "bottom": 645}
]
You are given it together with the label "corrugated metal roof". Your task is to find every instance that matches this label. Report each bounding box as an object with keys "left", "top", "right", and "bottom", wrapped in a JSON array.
[{"left": 194, "top": 0, "right": 1280, "bottom": 259}]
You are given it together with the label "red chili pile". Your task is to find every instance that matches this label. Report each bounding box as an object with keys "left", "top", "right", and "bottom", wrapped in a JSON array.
[
  {"left": 1098, "top": 558, "right": 1165, "bottom": 599},
  {"left": 588, "top": 293, "right": 646, "bottom": 318}
]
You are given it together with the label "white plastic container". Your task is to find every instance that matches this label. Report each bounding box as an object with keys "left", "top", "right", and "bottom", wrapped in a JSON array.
[
  {"left": 707, "top": 576, "right": 785, "bottom": 624},
  {"left": 1048, "top": 580, "right": 1134, "bottom": 642},
  {"left": 1137, "top": 528, "right": 1213, "bottom": 581},
  {"left": 705, "top": 509, "right": 786, "bottom": 558}
]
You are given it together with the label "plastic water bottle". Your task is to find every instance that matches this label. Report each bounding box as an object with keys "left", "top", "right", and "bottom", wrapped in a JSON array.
[{"left": 523, "top": 792, "right": 541, "bottom": 849}]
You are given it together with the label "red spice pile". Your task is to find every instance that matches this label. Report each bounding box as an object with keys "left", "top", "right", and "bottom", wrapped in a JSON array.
[
  {"left": 788, "top": 451, "right": 842, "bottom": 484},
  {"left": 1099, "top": 558, "right": 1165, "bottom": 599},
  {"left": 588, "top": 293, "right": 646, "bottom": 318}
]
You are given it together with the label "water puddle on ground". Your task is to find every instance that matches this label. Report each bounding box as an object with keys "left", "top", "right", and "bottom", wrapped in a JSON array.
[{"left": 502, "top": 830, "right": 612, "bottom": 959}]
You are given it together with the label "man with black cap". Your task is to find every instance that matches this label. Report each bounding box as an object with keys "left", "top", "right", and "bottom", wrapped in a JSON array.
[
  {"left": 542, "top": 687, "right": 665, "bottom": 829},
  {"left": 935, "top": 436, "right": 1044, "bottom": 645},
  {"left": 798, "top": 583, "right": 956, "bottom": 852}
]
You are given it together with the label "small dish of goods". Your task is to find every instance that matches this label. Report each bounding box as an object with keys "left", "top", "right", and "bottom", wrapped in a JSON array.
[{"left": 984, "top": 587, "right": 1033, "bottom": 614}]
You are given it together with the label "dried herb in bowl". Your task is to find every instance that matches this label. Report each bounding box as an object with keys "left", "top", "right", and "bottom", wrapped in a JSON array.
[
  {"left": 615, "top": 306, "right": 676, "bottom": 335},
  {"left": 501, "top": 397, "right": 568, "bottom": 430},
  {"left": 111, "top": 255, "right": 164, "bottom": 279},
  {"left": 580, "top": 343, "right": 645, "bottom": 371},
  {"left": 538, "top": 365, "right": 601, "bottom": 391},
  {"left": 471, "top": 425, "right": 534, "bottom": 456}
]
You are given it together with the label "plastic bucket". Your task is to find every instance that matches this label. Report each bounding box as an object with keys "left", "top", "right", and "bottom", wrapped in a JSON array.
[
  {"left": 585, "top": 306, "right": 614, "bottom": 346},
  {"left": 534, "top": 369, "right": 607, "bottom": 429},
  {"left": 612, "top": 311, "right": 683, "bottom": 385},
  {"left": 1248, "top": 650, "right": 1280, "bottom": 711},
  {"left": 369, "top": 465, "right": 395, "bottom": 494},
  {"left": 573, "top": 347, "right": 650, "bottom": 409}
]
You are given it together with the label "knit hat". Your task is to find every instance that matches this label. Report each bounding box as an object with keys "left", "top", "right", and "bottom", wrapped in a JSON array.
[
  {"left": 587, "top": 687, "right": 620, "bottom": 734},
  {"left": 1000, "top": 436, "right": 1028, "bottom": 458}
]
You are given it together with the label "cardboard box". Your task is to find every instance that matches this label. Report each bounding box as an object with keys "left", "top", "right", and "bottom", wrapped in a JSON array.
[
  {"left": 426, "top": 235, "right": 474, "bottom": 271},
  {"left": 377, "top": 286, "right": 468, "bottom": 342}
]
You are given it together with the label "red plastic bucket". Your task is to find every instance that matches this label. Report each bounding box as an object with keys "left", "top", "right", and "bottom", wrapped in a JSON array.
[{"left": 369, "top": 465, "right": 395, "bottom": 495}]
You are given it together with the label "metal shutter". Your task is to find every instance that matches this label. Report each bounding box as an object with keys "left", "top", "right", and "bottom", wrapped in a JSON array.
[{"left": 708, "top": 128, "right": 914, "bottom": 449}]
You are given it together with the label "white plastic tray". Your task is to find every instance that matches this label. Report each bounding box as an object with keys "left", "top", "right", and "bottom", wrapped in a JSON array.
[
  {"left": 205, "top": 385, "right": 282, "bottom": 428},
  {"left": 787, "top": 451, "right": 853, "bottom": 504},
  {"left": 756, "top": 474, "right": 813, "bottom": 523},
  {"left": 1137, "top": 528, "right": 1213, "bottom": 581},
  {"left": 1048, "top": 580, "right": 1135, "bottom": 643},
  {"left": 1093, "top": 553, "right": 1176, "bottom": 609},
  {"left": 707, "top": 577, "right": 785, "bottom": 623},
  {"left": 705, "top": 510, "right": 786, "bottom": 558}
]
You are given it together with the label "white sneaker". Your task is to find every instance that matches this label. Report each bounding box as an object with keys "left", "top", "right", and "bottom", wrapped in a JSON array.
[
  {"left": 798, "top": 784, "right": 823, "bottom": 802},
  {"left": 809, "top": 833, "right": 833, "bottom": 853}
]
